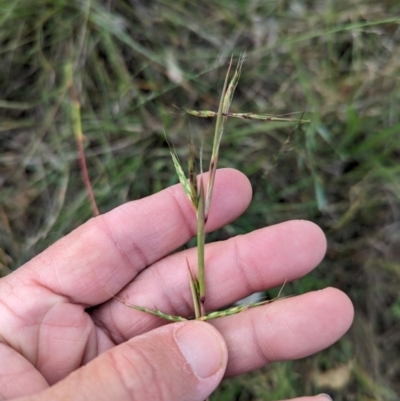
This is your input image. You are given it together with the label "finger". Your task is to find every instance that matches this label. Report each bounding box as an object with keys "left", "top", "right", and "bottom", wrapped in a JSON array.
[
  {"left": 21, "top": 321, "right": 227, "bottom": 401},
  {"left": 95, "top": 220, "right": 326, "bottom": 339},
  {"left": 211, "top": 287, "right": 354, "bottom": 377},
  {"left": 5, "top": 168, "right": 251, "bottom": 306}
]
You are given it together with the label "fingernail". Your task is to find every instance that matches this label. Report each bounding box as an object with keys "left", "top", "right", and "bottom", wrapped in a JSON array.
[
  {"left": 318, "top": 394, "right": 332, "bottom": 401},
  {"left": 175, "top": 322, "right": 226, "bottom": 378}
]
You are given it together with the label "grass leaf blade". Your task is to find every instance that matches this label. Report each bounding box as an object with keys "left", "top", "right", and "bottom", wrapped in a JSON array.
[
  {"left": 170, "top": 150, "right": 193, "bottom": 203},
  {"left": 126, "top": 304, "right": 188, "bottom": 322},
  {"left": 187, "top": 258, "right": 201, "bottom": 319}
]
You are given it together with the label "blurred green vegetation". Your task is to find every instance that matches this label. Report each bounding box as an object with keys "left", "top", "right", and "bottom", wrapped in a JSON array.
[{"left": 1, "top": 1, "right": 400, "bottom": 400}]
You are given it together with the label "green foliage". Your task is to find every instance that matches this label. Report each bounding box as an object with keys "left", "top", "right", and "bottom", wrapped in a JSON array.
[{"left": 1, "top": 1, "right": 400, "bottom": 399}]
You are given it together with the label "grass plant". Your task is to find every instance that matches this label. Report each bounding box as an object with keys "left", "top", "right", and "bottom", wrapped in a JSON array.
[
  {"left": 125, "top": 56, "right": 302, "bottom": 327},
  {"left": 122, "top": 55, "right": 304, "bottom": 401},
  {"left": 1, "top": 1, "right": 400, "bottom": 399}
]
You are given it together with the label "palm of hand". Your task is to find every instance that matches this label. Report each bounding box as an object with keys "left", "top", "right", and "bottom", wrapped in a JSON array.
[{"left": 0, "top": 170, "right": 353, "bottom": 400}]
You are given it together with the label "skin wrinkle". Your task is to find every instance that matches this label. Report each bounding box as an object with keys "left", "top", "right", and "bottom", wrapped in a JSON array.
[
  {"left": 205, "top": 223, "right": 313, "bottom": 308},
  {"left": 226, "top": 307, "right": 274, "bottom": 377},
  {"left": 0, "top": 314, "right": 27, "bottom": 360},
  {"left": 91, "top": 307, "right": 118, "bottom": 344},
  {"left": 282, "top": 314, "right": 297, "bottom": 349},
  {"left": 148, "top": 266, "right": 180, "bottom": 317},
  {"left": 96, "top": 309, "right": 134, "bottom": 346},
  {"left": 45, "top": 230, "right": 85, "bottom": 299},
  {"left": 130, "top": 311, "right": 165, "bottom": 338},
  {"left": 1, "top": 284, "right": 63, "bottom": 362},
  {"left": 201, "top": 236, "right": 257, "bottom": 308},
  {"left": 79, "top": 324, "right": 99, "bottom": 367},
  {"left": 0, "top": 367, "right": 26, "bottom": 400},
  {"left": 231, "top": 235, "right": 261, "bottom": 295},
  {"left": 27, "top": 235, "right": 102, "bottom": 307},
  {"left": 95, "top": 296, "right": 130, "bottom": 345},
  {"left": 0, "top": 344, "right": 48, "bottom": 397},
  {"left": 98, "top": 268, "right": 125, "bottom": 301},
  {"left": 259, "top": 307, "right": 280, "bottom": 362},
  {"left": 150, "top": 264, "right": 192, "bottom": 319},
  {"left": 64, "top": 268, "right": 99, "bottom": 307},
  {"left": 52, "top": 243, "right": 67, "bottom": 295},
  {"left": 221, "top": 305, "right": 279, "bottom": 377},
  {"left": 145, "top": 258, "right": 191, "bottom": 314},
  {"left": 95, "top": 214, "right": 148, "bottom": 275},
  {"left": 36, "top": 311, "right": 48, "bottom": 369},
  {"left": 82, "top": 207, "right": 176, "bottom": 305},
  {"left": 0, "top": 290, "right": 20, "bottom": 332},
  {"left": 140, "top": 197, "right": 166, "bottom": 246},
  {"left": 97, "top": 295, "right": 156, "bottom": 343},
  {"left": 144, "top": 340, "right": 180, "bottom": 400},
  {"left": 11, "top": 300, "right": 57, "bottom": 373},
  {"left": 37, "top": 304, "right": 89, "bottom": 382},
  {"left": 113, "top": 349, "right": 148, "bottom": 400},
  {"left": 112, "top": 342, "right": 170, "bottom": 401},
  {"left": 250, "top": 311, "right": 272, "bottom": 366},
  {"left": 223, "top": 319, "right": 249, "bottom": 373}
]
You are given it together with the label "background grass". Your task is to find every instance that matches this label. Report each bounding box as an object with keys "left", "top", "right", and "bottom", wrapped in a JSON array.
[{"left": 1, "top": 1, "right": 400, "bottom": 400}]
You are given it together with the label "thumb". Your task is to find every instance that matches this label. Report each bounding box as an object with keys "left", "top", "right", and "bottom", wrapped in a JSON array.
[{"left": 23, "top": 321, "right": 227, "bottom": 401}]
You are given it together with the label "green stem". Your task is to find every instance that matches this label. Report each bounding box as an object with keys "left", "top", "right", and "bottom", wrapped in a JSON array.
[{"left": 197, "top": 178, "right": 206, "bottom": 307}]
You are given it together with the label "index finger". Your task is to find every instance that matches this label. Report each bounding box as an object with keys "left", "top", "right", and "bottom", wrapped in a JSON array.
[{"left": 6, "top": 168, "right": 252, "bottom": 306}]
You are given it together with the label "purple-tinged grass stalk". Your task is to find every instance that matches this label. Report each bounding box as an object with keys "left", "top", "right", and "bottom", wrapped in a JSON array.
[{"left": 67, "top": 61, "right": 99, "bottom": 217}]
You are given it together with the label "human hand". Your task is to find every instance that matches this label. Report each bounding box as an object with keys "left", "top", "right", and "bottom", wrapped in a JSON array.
[{"left": 0, "top": 169, "right": 353, "bottom": 401}]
